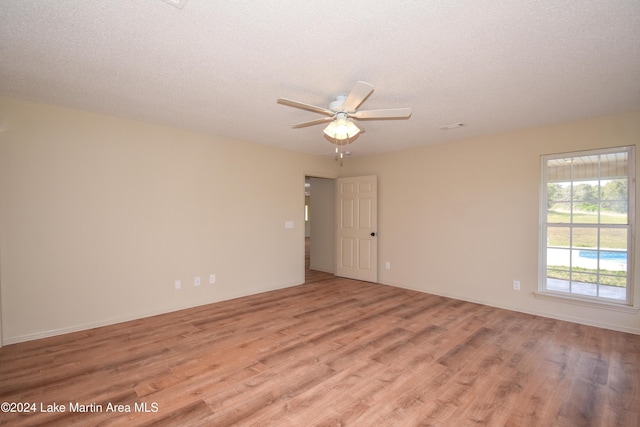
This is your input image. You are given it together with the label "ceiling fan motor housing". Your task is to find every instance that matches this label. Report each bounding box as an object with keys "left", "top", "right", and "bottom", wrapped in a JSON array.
[{"left": 329, "top": 96, "right": 347, "bottom": 112}]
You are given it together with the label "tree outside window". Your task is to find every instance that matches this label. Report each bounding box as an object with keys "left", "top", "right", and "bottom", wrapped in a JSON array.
[{"left": 541, "top": 147, "right": 634, "bottom": 304}]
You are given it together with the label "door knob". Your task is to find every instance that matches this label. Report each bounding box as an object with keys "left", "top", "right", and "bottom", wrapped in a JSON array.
[{"left": 371, "top": 232, "right": 376, "bottom": 237}]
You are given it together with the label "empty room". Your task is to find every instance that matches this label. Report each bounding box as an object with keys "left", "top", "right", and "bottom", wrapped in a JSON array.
[{"left": 1, "top": 1, "right": 639, "bottom": 426}]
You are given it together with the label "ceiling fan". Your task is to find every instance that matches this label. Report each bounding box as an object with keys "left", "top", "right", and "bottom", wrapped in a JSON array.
[{"left": 277, "top": 81, "right": 412, "bottom": 141}]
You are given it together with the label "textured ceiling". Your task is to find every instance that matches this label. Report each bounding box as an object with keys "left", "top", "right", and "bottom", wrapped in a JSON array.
[{"left": 1, "top": 1, "right": 639, "bottom": 157}]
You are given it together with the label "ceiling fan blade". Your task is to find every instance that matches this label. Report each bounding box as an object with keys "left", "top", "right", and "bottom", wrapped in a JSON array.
[
  {"left": 277, "top": 98, "right": 334, "bottom": 117},
  {"left": 292, "top": 116, "right": 335, "bottom": 128},
  {"left": 341, "top": 81, "right": 374, "bottom": 112},
  {"left": 351, "top": 108, "right": 412, "bottom": 119}
]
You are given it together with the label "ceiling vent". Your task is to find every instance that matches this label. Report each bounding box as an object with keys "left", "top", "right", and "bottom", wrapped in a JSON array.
[
  {"left": 161, "top": 0, "right": 188, "bottom": 9},
  {"left": 440, "top": 123, "right": 465, "bottom": 130}
]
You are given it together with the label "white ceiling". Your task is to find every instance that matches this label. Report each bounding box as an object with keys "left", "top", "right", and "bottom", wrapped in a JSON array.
[{"left": 1, "top": 1, "right": 639, "bottom": 157}]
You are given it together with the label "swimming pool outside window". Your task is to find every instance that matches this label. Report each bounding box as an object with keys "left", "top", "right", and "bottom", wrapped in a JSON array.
[{"left": 540, "top": 146, "right": 635, "bottom": 305}]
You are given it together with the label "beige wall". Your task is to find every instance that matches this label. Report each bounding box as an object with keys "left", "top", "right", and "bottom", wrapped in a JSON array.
[
  {"left": 1, "top": 97, "right": 639, "bottom": 345},
  {"left": 0, "top": 97, "right": 338, "bottom": 343},
  {"left": 343, "top": 111, "right": 640, "bottom": 334}
]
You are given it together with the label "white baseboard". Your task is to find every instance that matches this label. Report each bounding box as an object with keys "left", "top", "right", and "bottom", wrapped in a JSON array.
[
  {"left": 380, "top": 280, "right": 640, "bottom": 336},
  {"left": 3, "top": 280, "right": 304, "bottom": 345},
  {"left": 309, "top": 265, "right": 334, "bottom": 274},
  {"left": 7, "top": 279, "right": 636, "bottom": 345}
]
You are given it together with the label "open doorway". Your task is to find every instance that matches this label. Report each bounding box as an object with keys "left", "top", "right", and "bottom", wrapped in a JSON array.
[{"left": 305, "top": 176, "right": 335, "bottom": 284}]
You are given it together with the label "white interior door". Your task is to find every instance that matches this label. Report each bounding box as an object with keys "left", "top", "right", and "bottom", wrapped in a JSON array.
[{"left": 336, "top": 175, "right": 378, "bottom": 282}]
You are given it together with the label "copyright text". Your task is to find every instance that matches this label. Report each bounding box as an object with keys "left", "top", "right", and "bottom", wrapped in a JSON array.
[{"left": 1, "top": 401, "right": 159, "bottom": 414}]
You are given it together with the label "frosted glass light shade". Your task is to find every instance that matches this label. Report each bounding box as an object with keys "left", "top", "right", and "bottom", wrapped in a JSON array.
[{"left": 324, "top": 118, "right": 360, "bottom": 140}]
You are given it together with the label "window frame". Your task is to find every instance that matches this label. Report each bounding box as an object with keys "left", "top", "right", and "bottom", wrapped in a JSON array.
[{"left": 538, "top": 146, "right": 636, "bottom": 308}]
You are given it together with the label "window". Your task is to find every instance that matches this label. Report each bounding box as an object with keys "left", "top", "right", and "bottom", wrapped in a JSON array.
[{"left": 540, "top": 146, "right": 635, "bottom": 306}]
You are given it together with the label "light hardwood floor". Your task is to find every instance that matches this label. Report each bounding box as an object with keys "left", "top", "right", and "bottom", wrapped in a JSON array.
[{"left": 1, "top": 271, "right": 639, "bottom": 425}]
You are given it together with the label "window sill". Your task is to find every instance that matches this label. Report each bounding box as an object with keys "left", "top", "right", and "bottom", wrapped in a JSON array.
[{"left": 534, "top": 291, "right": 640, "bottom": 313}]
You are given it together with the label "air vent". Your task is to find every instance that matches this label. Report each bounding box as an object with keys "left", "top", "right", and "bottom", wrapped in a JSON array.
[
  {"left": 440, "top": 123, "right": 465, "bottom": 130},
  {"left": 162, "top": 0, "right": 188, "bottom": 9}
]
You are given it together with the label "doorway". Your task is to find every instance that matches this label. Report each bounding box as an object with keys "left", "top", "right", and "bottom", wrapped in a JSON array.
[{"left": 305, "top": 176, "right": 335, "bottom": 283}]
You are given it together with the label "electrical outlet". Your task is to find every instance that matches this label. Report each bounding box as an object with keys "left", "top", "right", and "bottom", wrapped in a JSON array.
[
  {"left": 209, "top": 274, "right": 216, "bottom": 284},
  {"left": 513, "top": 280, "right": 521, "bottom": 291},
  {"left": 385, "top": 262, "right": 391, "bottom": 270},
  {"left": 194, "top": 276, "right": 201, "bottom": 286},
  {"left": 175, "top": 280, "right": 181, "bottom": 290}
]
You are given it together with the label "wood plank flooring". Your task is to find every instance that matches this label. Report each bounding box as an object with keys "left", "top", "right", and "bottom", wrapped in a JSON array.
[
  {"left": 305, "top": 237, "right": 334, "bottom": 284},
  {"left": 1, "top": 276, "right": 639, "bottom": 426}
]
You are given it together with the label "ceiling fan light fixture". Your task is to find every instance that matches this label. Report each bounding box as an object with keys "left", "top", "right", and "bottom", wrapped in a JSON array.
[
  {"left": 324, "top": 118, "right": 360, "bottom": 140},
  {"left": 277, "top": 81, "right": 411, "bottom": 146}
]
